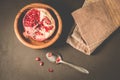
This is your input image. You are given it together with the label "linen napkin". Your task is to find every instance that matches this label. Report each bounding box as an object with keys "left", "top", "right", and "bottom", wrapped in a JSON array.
[
  {"left": 83, "top": 0, "right": 99, "bottom": 7},
  {"left": 67, "top": 0, "right": 120, "bottom": 55}
]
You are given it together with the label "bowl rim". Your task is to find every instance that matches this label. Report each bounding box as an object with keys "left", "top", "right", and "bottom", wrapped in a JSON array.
[{"left": 14, "top": 3, "right": 62, "bottom": 49}]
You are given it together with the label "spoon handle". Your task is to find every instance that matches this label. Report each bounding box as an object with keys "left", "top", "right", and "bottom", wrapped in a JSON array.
[{"left": 61, "top": 61, "right": 89, "bottom": 74}]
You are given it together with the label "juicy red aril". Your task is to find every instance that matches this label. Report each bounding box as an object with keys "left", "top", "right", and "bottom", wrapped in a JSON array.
[
  {"left": 23, "top": 9, "right": 40, "bottom": 27},
  {"left": 35, "top": 57, "right": 41, "bottom": 61},
  {"left": 47, "top": 52, "right": 53, "bottom": 57},
  {"left": 43, "top": 26, "right": 53, "bottom": 32},
  {"left": 48, "top": 68, "right": 54, "bottom": 72},
  {"left": 41, "top": 17, "right": 53, "bottom": 32},
  {"left": 56, "top": 57, "right": 61, "bottom": 63},
  {"left": 43, "top": 17, "right": 51, "bottom": 25},
  {"left": 35, "top": 31, "right": 43, "bottom": 35},
  {"left": 39, "top": 61, "right": 44, "bottom": 66}
]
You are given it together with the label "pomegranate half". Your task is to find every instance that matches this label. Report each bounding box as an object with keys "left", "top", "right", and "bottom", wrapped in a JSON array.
[
  {"left": 23, "top": 8, "right": 56, "bottom": 41},
  {"left": 14, "top": 3, "right": 62, "bottom": 49}
]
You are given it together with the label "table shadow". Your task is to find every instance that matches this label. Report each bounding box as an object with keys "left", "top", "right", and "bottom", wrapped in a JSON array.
[{"left": 92, "top": 27, "right": 120, "bottom": 55}]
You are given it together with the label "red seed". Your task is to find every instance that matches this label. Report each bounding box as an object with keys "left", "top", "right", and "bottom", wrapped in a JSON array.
[
  {"left": 48, "top": 68, "right": 54, "bottom": 72},
  {"left": 48, "top": 52, "right": 53, "bottom": 57},
  {"left": 56, "top": 57, "right": 61, "bottom": 63},
  {"left": 35, "top": 57, "right": 41, "bottom": 61},
  {"left": 39, "top": 61, "right": 44, "bottom": 66},
  {"left": 44, "top": 17, "right": 51, "bottom": 25}
]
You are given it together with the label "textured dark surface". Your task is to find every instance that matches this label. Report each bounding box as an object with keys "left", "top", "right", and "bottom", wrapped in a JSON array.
[{"left": 0, "top": 0, "right": 120, "bottom": 80}]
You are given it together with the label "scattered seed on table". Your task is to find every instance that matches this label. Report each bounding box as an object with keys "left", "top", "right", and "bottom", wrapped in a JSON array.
[
  {"left": 39, "top": 61, "right": 44, "bottom": 66},
  {"left": 35, "top": 57, "right": 41, "bottom": 61},
  {"left": 48, "top": 68, "right": 54, "bottom": 72}
]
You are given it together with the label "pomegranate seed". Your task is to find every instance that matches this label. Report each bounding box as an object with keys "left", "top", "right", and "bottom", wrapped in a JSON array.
[
  {"left": 44, "top": 17, "right": 51, "bottom": 25},
  {"left": 35, "top": 57, "right": 41, "bottom": 61},
  {"left": 47, "top": 52, "right": 53, "bottom": 57},
  {"left": 43, "top": 26, "right": 53, "bottom": 32},
  {"left": 48, "top": 68, "right": 54, "bottom": 72},
  {"left": 23, "top": 8, "right": 40, "bottom": 27},
  {"left": 39, "top": 61, "right": 44, "bottom": 66},
  {"left": 56, "top": 56, "right": 61, "bottom": 63}
]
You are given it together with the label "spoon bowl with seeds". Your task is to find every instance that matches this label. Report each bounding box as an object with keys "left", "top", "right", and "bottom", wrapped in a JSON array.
[{"left": 46, "top": 52, "right": 89, "bottom": 74}]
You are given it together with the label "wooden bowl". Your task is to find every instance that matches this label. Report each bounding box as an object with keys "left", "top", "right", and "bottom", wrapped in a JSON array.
[{"left": 14, "top": 3, "right": 62, "bottom": 49}]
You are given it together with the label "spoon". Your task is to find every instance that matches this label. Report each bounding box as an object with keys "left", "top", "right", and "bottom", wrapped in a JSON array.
[{"left": 46, "top": 52, "right": 89, "bottom": 74}]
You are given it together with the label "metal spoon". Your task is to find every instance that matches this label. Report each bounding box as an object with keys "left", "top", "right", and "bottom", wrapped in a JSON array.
[{"left": 46, "top": 52, "right": 89, "bottom": 74}]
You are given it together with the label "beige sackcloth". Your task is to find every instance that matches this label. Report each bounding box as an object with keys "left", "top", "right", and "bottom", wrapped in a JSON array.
[{"left": 67, "top": 0, "right": 120, "bottom": 55}]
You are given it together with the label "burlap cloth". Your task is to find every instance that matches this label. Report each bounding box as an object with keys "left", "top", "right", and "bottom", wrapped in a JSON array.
[{"left": 67, "top": 0, "right": 120, "bottom": 55}]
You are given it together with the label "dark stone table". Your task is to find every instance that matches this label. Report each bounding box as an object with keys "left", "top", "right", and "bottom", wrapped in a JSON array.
[{"left": 0, "top": 0, "right": 120, "bottom": 80}]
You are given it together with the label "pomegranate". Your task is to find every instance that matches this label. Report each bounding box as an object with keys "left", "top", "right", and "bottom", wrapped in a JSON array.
[{"left": 23, "top": 8, "right": 56, "bottom": 41}]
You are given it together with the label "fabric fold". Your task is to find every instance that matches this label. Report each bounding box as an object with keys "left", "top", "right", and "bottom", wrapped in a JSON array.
[{"left": 67, "top": 0, "right": 120, "bottom": 55}]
